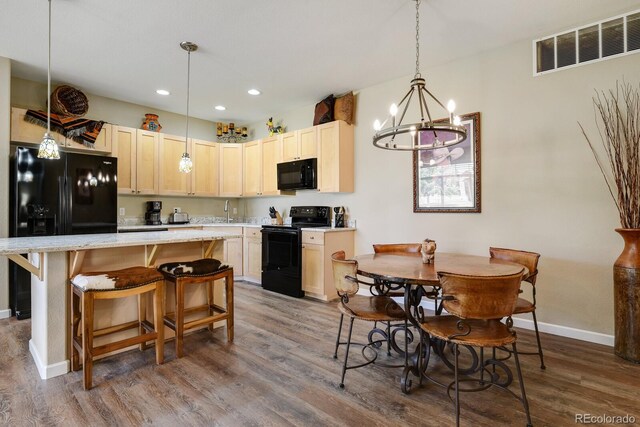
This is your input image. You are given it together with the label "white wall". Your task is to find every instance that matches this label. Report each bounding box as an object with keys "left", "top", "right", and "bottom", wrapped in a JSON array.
[
  {"left": 0, "top": 57, "right": 10, "bottom": 316},
  {"left": 246, "top": 38, "right": 640, "bottom": 337}
]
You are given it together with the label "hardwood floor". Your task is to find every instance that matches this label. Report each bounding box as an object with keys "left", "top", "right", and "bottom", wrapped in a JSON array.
[{"left": 1, "top": 281, "right": 639, "bottom": 426}]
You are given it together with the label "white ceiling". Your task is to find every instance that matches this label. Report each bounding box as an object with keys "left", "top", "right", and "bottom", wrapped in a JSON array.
[{"left": 1, "top": 0, "right": 639, "bottom": 124}]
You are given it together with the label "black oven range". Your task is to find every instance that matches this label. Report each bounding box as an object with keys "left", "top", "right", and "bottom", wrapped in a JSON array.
[{"left": 261, "top": 206, "right": 330, "bottom": 297}]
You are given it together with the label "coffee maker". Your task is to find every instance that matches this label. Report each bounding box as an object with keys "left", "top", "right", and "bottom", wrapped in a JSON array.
[
  {"left": 145, "top": 201, "right": 162, "bottom": 225},
  {"left": 333, "top": 206, "right": 345, "bottom": 228}
]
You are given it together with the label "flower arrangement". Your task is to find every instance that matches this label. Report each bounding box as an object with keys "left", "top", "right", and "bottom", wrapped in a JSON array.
[{"left": 580, "top": 81, "right": 640, "bottom": 229}]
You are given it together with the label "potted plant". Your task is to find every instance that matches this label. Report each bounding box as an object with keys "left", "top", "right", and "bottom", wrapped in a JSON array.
[{"left": 580, "top": 81, "right": 640, "bottom": 363}]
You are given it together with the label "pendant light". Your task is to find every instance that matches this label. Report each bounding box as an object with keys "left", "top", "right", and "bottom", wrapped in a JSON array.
[
  {"left": 178, "top": 41, "right": 197, "bottom": 174},
  {"left": 37, "top": 0, "right": 60, "bottom": 159},
  {"left": 372, "top": 0, "right": 467, "bottom": 151}
]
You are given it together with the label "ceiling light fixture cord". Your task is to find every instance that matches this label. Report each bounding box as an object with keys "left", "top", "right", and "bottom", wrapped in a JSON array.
[
  {"left": 47, "top": 0, "right": 51, "bottom": 135},
  {"left": 415, "top": 0, "right": 421, "bottom": 79},
  {"left": 185, "top": 48, "right": 191, "bottom": 142}
]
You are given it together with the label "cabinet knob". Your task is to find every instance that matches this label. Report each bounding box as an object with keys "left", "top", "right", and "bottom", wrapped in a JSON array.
[
  {"left": 131, "top": 190, "right": 135, "bottom": 193},
  {"left": 310, "top": 236, "right": 314, "bottom": 239}
]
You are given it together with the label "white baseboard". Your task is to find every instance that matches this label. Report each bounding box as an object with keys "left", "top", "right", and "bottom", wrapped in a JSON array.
[
  {"left": 0, "top": 309, "right": 11, "bottom": 319},
  {"left": 356, "top": 289, "right": 615, "bottom": 347},
  {"left": 29, "top": 339, "right": 69, "bottom": 380}
]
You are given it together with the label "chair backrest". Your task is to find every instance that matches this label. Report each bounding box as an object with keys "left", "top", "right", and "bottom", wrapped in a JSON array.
[
  {"left": 373, "top": 243, "right": 422, "bottom": 254},
  {"left": 489, "top": 247, "right": 540, "bottom": 285},
  {"left": 438, "top": 270, "right": 525, "bottom": 320},
  {"left": 331, "top": 251, "right": 359, "bottom": 297}
]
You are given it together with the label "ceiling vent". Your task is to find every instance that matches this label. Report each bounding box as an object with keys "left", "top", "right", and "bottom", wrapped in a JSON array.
[{"left": 533, "top": 9, "right": 640, "bottom": 75}]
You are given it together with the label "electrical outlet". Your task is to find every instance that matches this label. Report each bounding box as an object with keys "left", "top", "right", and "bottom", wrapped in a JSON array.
[
  {"left": 233, "top": 208, "right": 237, "bottom": 214},
  {"left": 173, "top": 207, "right": 181, "bottom": 213},
  {"left": 119, "top": 207, "right": 125, "bottom": 216}
]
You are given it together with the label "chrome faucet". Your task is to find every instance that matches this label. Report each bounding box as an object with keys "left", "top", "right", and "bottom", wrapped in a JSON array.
[{"left": 224, "top": 199, "right": 230, "bottom": 223}]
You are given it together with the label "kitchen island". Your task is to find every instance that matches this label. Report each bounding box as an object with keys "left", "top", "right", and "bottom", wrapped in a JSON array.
[{"left": 0, "top": 229, "right": 242, "bottom": 380}]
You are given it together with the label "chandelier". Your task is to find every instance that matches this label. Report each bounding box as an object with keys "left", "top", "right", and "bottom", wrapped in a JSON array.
[
  {"left": 217, "top": 122, "right": 248, "bottom": 143},
  {"left": 38, "top": 0, "right": 60, "bottom": 159},
  {"left": 372, "top": 0, "right": 467, "bottom": 151}
]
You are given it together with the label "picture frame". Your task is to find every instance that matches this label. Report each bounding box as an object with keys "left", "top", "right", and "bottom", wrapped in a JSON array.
[{"left": 413, "top": 112, "right": 481, "bottom": 213}]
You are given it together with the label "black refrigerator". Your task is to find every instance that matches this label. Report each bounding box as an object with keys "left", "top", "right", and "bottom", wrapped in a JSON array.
[{"left": 9, "top": 146, "right": 118, "bottom": 319}]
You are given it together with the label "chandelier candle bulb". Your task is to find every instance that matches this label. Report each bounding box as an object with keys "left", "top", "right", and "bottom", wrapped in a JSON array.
[{"left": 373, "top": 120, "right": 381, "bottom": 131}]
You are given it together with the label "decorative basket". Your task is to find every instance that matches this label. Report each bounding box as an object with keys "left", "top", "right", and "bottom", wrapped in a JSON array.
[{"left": 50, "top": 85, "right": 89, "bottom": 117}]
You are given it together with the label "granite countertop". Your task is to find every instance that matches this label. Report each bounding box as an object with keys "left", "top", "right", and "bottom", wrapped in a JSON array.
[
  {"left": 299, "top": 227, "right": 357, "bottom": 233},
  {"left": 118, "top": 223, "right": 262, "bottom": 231},
  {"left": 0, "top": 229, "right": 243, "bottom": 255}
]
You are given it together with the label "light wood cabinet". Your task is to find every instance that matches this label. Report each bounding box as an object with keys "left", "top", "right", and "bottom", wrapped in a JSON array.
[
  {"left": 301, "top": 230, "right": 355, "bottom": 301},
  {"left": 243, "top": 227, "right": 262, "bottom": 284},
  {"left": 10, "top": 107, "right": 112, "bottom": 154},
  {"left": 112, "top": 126, "right": 137, "bottom": 194},
  {"left": 216, "top": 227, "right": 243, "bottom": 277},
  {"left": 261, "top": 136, "right": 281, "bottom": 196},
  {"left": 159, "top": 133, "right": 189, "bottom": 196},
  {"left": 135, "top": 130, "right": 160, "bottom": 195},
  {"left": 219, "top": 143, "right": 243, "bottom": 197},
  {"left": 281, "top": 126, "right": 317, "bottom": 161},
  {"left": 243, "top": 139, "right": 262, "bottom": 196},
  {"left": 317, "top": 120, "right": 354, "bottom": 193},
  {"left": 191, "top": 139, "right": 219, "bottom": 197}
]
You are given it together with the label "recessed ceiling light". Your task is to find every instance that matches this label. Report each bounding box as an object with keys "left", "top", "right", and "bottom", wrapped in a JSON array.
[
  {"left": 156, "top": 89, "right": 170, "bottom": 96},
  {"left": 214, "top": 105, "right": 226, "bottom": 111},
  {"left": 247, "top": 89, "right": 261, "bottom": 96}
]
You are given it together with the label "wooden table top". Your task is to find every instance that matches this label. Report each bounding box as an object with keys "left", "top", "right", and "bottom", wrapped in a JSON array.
[{"left": 354, "top": 252, "right": 528, "bottom": 286}]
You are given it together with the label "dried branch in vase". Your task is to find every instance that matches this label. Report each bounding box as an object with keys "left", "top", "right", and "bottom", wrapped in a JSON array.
[{"left": 580, "top": 81, "right": 640, "bottom": 229}]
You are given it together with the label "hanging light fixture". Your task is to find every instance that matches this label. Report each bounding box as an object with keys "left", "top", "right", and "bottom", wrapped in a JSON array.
[
  {"left": 372, "top": 0, "right": 467, "bottom": 151},
  {"left": 178, "top": 41, "right": 197, "bottom": 174},
  {"left": 37, "top": 0, "right": 60, "bottom": 159}
]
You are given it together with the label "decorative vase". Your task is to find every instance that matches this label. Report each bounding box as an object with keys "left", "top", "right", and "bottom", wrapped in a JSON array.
[
  {"left": 141, "top": 114, "right": 162, "bottom": 132},
  {"left": 614, "top": 228, "right": 640, "bottom": 363},
  {"left": 421, "top": 239, "right": 436, "bottom": 264}
]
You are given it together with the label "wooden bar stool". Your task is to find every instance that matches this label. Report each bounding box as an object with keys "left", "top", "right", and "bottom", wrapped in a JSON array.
[
  {"left": 158, "top": 259, "right": 234, "bottom": 358},
  {"left": 70, "top": 266, "right": 165, "bottom": 390}
]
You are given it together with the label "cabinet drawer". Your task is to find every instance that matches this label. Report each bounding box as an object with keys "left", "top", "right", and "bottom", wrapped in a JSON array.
[
  {"left": 214, "top": 226, "right": 243, "bottom": 234},
  {"left": 302, "top": 231, "right": 324, "bottom": 245},
  {"left": 243, "top": 227, "right": 261, "bottom": 239}
]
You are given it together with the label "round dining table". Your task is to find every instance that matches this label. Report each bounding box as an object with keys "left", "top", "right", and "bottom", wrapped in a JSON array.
[{"left": 352, "top": 252, "right": 528, "bottom": 393}]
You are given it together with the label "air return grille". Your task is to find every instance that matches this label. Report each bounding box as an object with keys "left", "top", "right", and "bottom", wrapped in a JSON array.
[{"left": 534, "top": 9, "right": 640, "bottom": 75}]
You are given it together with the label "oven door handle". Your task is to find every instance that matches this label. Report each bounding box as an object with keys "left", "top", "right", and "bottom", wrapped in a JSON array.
[{"left": 261, "top": 228, "right": 299, "bottom": 235}]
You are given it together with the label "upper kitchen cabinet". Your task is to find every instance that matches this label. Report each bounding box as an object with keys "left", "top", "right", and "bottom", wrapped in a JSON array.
[
  {"left": 261, "top": 135, "right": 283, "bottom": 196},
  {"left": 243, "top": 139, "right": 262, "bottom": 196},
  {"left": 219, "top": 143, "right": 243, "bottom": 197},
  {"left": 191, "top": 139, "right": 219, "bottom": 197},
  {"left": 317, "top": 120, "right": 354, "bottom": 193},
  {"left": 10, "top": 107, "right": 112, "bottom": 154},
  {"left": 159, "top": 133, "right": 189, "bottom": 196},
  {"left": 281, "top": 126, "right": 317, "bottom": 161},
  {"left": 112, "top": 126, "right": 159, "bottom": 195}
]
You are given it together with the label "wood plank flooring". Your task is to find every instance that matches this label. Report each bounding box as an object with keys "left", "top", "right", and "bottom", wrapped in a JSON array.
[{"left": 1, "top": 281, "right": 639, "bottom": 426}]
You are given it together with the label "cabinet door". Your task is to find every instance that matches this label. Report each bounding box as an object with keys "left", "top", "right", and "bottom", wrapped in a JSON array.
[
  {"left": 261, "top": 136, "right": 282, "bottom": 196},
  {"left": 65, "top": 124, "right": 112, "bottom": 153},
  {"left": 243, "top": 237, "right": 262, "bottom": 283},
  {"left": 224, "top": 237, "right": 243, "bottom": 277},
  {"left": 298, "top": 126, "right": 317, "bottom": 160},
  {"left": 281, "top": 131, "right": 298, "bottom": 161},
  {"left": 219, "top": 143, "right": 243, "bottom": 197},
  {"left": 10, "top": 107, "right": 65, "bottom": 145},
  {"left": 136, "top": 130, "right": 160, "bottom": 195},
  {"left": 302, "top": 243, "right": 324, "bottom": 294},
  {"left": 243, "top": 139, "right": 262, "bottom": 196},
  {"left": 159, "top": 134, "right": 189, "bottom": 196},
  {"left": 191, "top": 139, "right": 219, "bottom": 197},
  {"left": 318, "top": 121, "right": 354, "bottom": 193},
  {"left": 112, "top": 126, "right": 137, "bottom": 194}
]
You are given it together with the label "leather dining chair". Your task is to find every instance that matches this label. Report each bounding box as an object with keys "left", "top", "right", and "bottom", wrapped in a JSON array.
[
  {"left": 489, "top": 247, "right": 544, "bottom": 369},
  {"left": 419, "top": 270, "right": 532, "bottom": 427},
  {"left": 331, "top": 251, "right": 407, "bottom": 388}
]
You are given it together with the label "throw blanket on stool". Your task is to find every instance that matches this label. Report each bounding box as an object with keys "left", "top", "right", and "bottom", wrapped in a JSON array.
[{"left": 25, "top": 109, "right": 105, "bottom": 147}]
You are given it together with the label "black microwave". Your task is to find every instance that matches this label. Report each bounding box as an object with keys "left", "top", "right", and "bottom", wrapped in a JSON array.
[{"left": 277, "top": 158, "right": 317, "bottom": 191}]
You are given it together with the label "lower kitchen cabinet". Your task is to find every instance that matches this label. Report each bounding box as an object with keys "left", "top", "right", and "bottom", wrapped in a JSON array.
[
  {"left": 215, "top": 227, "right": 243, "bottom": 277},
  {"left": 243, "top": 227, "right": 262, "bottom": 284},
  {"left": 301, "top": 230, "right": 355, "bottom": 301}
]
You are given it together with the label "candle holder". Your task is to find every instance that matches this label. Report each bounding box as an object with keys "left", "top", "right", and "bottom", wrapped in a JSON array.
[{"left": 217, "top": 122, "right": 248, "bottom": 143}]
